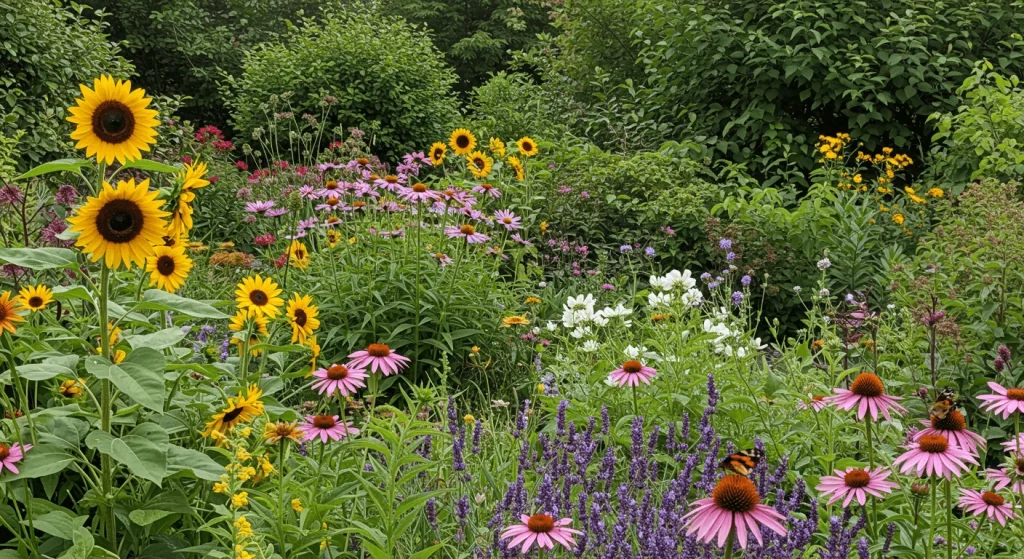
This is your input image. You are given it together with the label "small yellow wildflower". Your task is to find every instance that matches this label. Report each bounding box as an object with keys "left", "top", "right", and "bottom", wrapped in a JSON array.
[
  {"left": 539, "top": 221, "right": 548, "bottom": 235},
  {"left": 291, "top": 498, "right": 303, "bottom": 512},
  {"left": 234, "top": 516, "right": 253, "bottom": 539},
  {"left": 231, "top": 492, "right": 249, "bottom": 508},
  {"left": 537, "top": 383, "right": 546, "bottom": 393},
  {"left": 892, "top": 213, "right": 905, "bottom": 225},
  {"left": 235, "top": 448, "right": 252, "bottom": 462},
  {"left": 853, "top": 174, "right": 862, "bottom": 184},
  {"left": 238, "top": 427, "right": 252, "bottom": 438},
  {"left": 524, "top": 296, "right": 541, "bottom": 304},
  {"left": 236, "top": 466, "right": 256, "bottom": 482},
  {"left": 464, "top": 414, "right": 476, "bottom": 424},
  {"left": 927, "top": 187, "right": 944, "bottom": 198},
  {"left": 213, "top": 481, "right": 228, "bottom": 494},
  {"left": 470, "top": 345, "right": 480, "bottom": 355}
]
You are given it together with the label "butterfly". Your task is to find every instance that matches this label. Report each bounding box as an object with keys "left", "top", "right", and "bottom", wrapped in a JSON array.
[
  {"left": 929, "top": 387, "right": 961, "bottom": 420},
  {"left": 719, "top": 448, "right": 764, "bottom": 477}
]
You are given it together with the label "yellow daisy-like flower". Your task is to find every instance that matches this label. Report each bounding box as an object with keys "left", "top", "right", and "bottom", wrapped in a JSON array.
[
  {"left": 201, "top": 384, "right": 264, "bottom": 441},
  {"left": 236, "top": 466, "right": 256, "bottom": 482},
  {"left": 168, "top": 161, "right": 210, "bottom": 240},
  {"left": 507, "top": 156, "right": 525, "bottom": 181},
  {"left": 489, "top": 137, "right": 506, "bottom": 157},
  {"left": 112, "top": 349, "right": 126, "bottom": 364},
  {"left": 66, "top": 75, "right": 159, "bottom": 165},
  {"left": 264, "top": 421, "right": 303, "bottom": 445},
  {"left": 234, "top": 275, "right": 284, "bottom": 319},
  {"left": 236, "top": 549, "right": 254, "bottom": 559},
  {"left": 892, "top": 213, "right": 905, "bottom": 225},
  {"left": 516, "top": 136, "right": 538, "bottom": 157},
  {"left": 467, "top": 150, "right": 493, "bottom": 179},
  {"left": 308, "top": 335, "right": 321, "bottom": 371},
  {"left": 286, "top": 293, "right": 320, "bottom": 345},
  {"left": 501, "top": 315, "right": 529, "bottom": 328},
  {"left": 449, "top": 128, "right": 476, "bottom": 155},
  {"left": 463, "top": 414, "right": 475, "bottom": 424},
  {"left": 291, "top": 498, "right": 303, "bottom": 513},
  {"left": 0, "top": 292, "right": 26, "bottom": 334},
  {"left": 287, "top": 240, "right": 310, "bottom": 270},
  {"left": 229, "top": 310, "right": 268, "bottom": 357},
  {"left": 67, "top": 178, "right": 169, "bottom": 270},
  {"left": 213, "top": 481, "right": 228, "bottom": 494},
  {"left": 429, "top": 142, "right": 447, "bottom": 166},
  {"left": 18, "top": 285, "right": 53, "bottom": 312},
  {"left": 231, "top": 492, "right": 249, "bottom": 508},
  {"left": 59, "top": 378, "right": 84, "bottom": 398},
  {"left": 927, "top": 187, "right": 944, "bottom": 198},
  {"left": 524, "top": 296, "right": 541, "bottom": 304},
  {"left": 234, "top": 516, "right": 253, "bottom": 539},
  {"left": 326, "top": 229, "right": 341, "bottom": 248},
  {"left": 145, "top": 245, "right": 193, "bottom": 293}
]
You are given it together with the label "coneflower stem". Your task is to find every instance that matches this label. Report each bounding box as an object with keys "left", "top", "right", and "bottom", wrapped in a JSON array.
[
  {"left": 632, "top": 385, "right": 639, "bottom": 417},
  {"left": 723, "top": 530, "right": 735, "bottom": 559},
  {"left": 927, "top": 479, "right": 936, "bottom": 559},
  {"left": 945, "top": 478, "right": 952, "bottom": 559},
  {"left": 864, "top": 414, "right": 876, "bottom": 537}
]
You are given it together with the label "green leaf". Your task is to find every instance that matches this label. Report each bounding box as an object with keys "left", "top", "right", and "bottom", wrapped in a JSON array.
[
  {"left": 88, "top": 424, "right": 169, "bottom": 486},
  {"left": 138, "top": 290, "right": 228, "bottom": 319},
  {"left": 15, "top": 158, "right": 90, "bottom": 180},
  {"left": 128, "top": 509, "right": 175, "bottom": 527},
  {"left": 2, "top": 363, "right": 73, "bottom": 382},
  {"left": 0, "top": 248, "right": 77, "bottom": 270},
  {"left": 84, "top": 349, "right": 166, "bottom": 412},
  {"left": 165, "top": 445, "right": 225, "bottom": 481},
  {"left": 52, "top": 285, "right": 92, "bottom": 302},
  {"left": 408, "top": 543, "right": 444, "bottom": 559},
  {"left": 117, "top": 159, "right": 181, "bottom": 174},
  {"left": 125, "top": 328, "right": 186, "bottom": 351},
  {"left": 5, "top": 445, "right": 75, "bottom": 480},
  {"left": 26, "top": 510, "right": 87, "bottom": 540}
]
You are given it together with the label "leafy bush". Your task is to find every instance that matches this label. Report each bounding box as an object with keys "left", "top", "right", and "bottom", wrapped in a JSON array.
[
  {"left": 0, "top": 0, "right": 133, "bottom": 165},
  {"left": 468, "top": 72, "right": 573, "bottom": 142},
  {"left": 223, "top": 10, "right": 461, "bottom": 158}
]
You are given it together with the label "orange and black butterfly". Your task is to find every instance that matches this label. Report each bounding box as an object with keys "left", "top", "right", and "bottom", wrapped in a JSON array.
[
  {"left": 929, "top": 388, "right": 961, "bottom": 420},
  {"left": 719, "top": 448, "right": 764, "bottom": 477}
]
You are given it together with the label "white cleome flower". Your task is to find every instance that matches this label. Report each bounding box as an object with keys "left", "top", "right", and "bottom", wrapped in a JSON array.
[
  {"left": 582, "top": 340, "right": 600, "bottom": 353},
  {"left": 647, "top": 292, "right": 673, "bottom": 308}
]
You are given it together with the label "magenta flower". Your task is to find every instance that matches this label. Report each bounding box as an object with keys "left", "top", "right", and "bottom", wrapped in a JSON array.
[
  {"left": 254, "top": 233, "right": 275, "bottom": 247},
  {"left": 682, "top": 475, "right": 787, "bottom": 548},
  {"left": 823, "top": 372, "right": 906, "bottom": 421},
  {"left": 0, "top": 442, "right": 30, "bottom": 474},
  {"left": 797, "top": 395, "right": 828, "bottom": 412},
  {"left": 446, "top": 224, "right": 489, "bottom": 244},
  {"left": 399, "top": 183, "right": 440, "bottom": 203},
  {"left": 245, "top": 200, "right": 275, "bottom": 214},
  {"left": 494, "top": 209, "right": 522, "bottom": 230},
  {"left": 316, "top": 196, "right": 346, "bottom": 212},
  {"left": 499, "top": 513, "right": 581, "bottom": 553},
  {"left": 311, "top": 364, "right": 368, "bottom": 398},
  {"left": 978, "top": 382, "right": 1024, "bottom": 419},
  {"left": 266, "top": 207, "right": 289, "bottom": 218},
  {"left": 299, "top": 415, "right": 359, "bottom": 443},
  {"left": 434, "top": 253, "right": 453, "bottom": 267},
  {"left": 608, "top": 360, "right": 657, "bottom": 387},
  {"left": 346, "top": 343, "right": 410, "bottom": 376},
  {"left": 510, "top": 233, "right": 533, "bottom": 246},
  {"left": 959, "top": 489, "right": 1017, "bottom": 526},
  {"left": 471, "top": 183, "right": 501, "bottom": 198},
  {"left": 915, "top": 410, "right": 985, "bottom": 455},
  {"left": 893, "top": 434, "right": 978, "bottom": 479},
  {"left": 816, "top": 467, "right": 898, "bottom": 507},
  {"left": 985, "top": 466, "right": 1024, "bottom": 493}
]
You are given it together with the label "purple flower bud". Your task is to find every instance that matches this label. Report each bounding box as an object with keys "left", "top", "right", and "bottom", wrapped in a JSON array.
[{"left": 741, "top": 275, "right": 752, "bottom": 286}]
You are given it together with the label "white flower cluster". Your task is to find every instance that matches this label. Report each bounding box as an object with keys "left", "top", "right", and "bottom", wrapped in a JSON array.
[
  {"left": 701, "top": 307, "right": 766, "bottom": 358},
  {"left": 647, "top": 269, "right": 703, "bottom": 308},
  {"left": 558, "top": 294, "right": 634, "bottom": 331}
]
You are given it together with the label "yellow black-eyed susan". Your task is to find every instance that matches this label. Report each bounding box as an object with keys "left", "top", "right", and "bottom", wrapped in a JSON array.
[
  {"left": 18, "top": 285, "right": 53, "bottom": 312},
  {"left": 145, "top": 245, "right": 193, "bottom": 293},
  {"left": 287, "top": 240, "right": 310, "bottom": 270},
  {"left": 202, "top": 384, "right": 264, "bottom": 441},
  {"left": 449, "top": 128, "right": 476, "bottom": 156},
  {"left": 67, "top": 178, "right": 169, "bottom": 270},
  {"left": 67, "top": 76, "right": 159, "bottom": 165}
]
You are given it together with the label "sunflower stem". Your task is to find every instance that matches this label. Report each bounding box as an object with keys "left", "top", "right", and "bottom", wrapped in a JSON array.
[
  {"left": 1, "top": 333, "right": 37, "bottom": 445},
  {"left": 97, "top": 263, "right": 117, "bottom": 548}
]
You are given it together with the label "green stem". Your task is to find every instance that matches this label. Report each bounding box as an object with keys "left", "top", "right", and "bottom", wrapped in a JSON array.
[
  {"left": 864, "top": 414, "right": 876, "bottom": 537},
  {"left": 1, "top": 334, "right": 36, "bottom": 445},
  {"left": 278, "top": 441, "right": 288, "bottom": 554},
  {"left": 945, "top": 478, "right": 952, "bottom": 559},
  {"left": 723, "top": 529, "right": 735, "bottom": 559},
  {"left": 927, "top": 480, "right": 936, "bottom": 559},
  {"left": 631, "top": 385, "right": 638, "bottom": 417},
  {"left": 97, "top": 264, "right": 117, "bottom": 547}
]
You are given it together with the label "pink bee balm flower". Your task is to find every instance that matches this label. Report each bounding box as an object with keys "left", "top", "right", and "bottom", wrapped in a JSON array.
[
  {"left": 824, "top": 372, "right": 906, "bottom": 421},
  {"left": 399, "top": 183, "right": 440, "bottom": 204},
  {"left": 299, "top": 415, "right": 359, "bottom": 443},
  {"left": 311, "top": 363, "right": 368, "bottom": 397},
  {"left": 682, "top": 475, "right": 787, "bottom": 548},
  {"left": 797, "top": 395, "right": 828, "bottom": 412},
  {"left": 985, "top": 464, "right": 1024, "bottom": 493},
  {"left": 915, "top": 410, "right": 985, "bottom": 455},
  {"left": 609, "top": 360, "right": 657, "bottom": 387},
  {"left": 816, "top": 467, "right": 898, "bottom": 507},
  {"left": 445, "top": 224, "right": 489, "bottom": 244},
  {"left": 0, "top": 442, "right": 30, "bottom": 474},
  {"left": 893, "top": 434, "right": 978, "bottom": 479},
  {"left": 499, "top": 513, "right": 582, "bottom": 553},
  {"left": 472, "top": 183, "right": 501, "bottom": 198},
  {"left": 346, "top": 343, "right": 410, "bottom": 376},
  {"left": 959, "top": 489, "right": 1017, "bottom": 526},
  {"left": 978, "top": 382, "right": 1024, "bottom": 419},
  {"left": 493, "top": 209, "right": 522, "bottom": 230}
]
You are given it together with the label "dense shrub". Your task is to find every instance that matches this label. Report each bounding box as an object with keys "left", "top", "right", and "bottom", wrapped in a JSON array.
[
  {"left": 468, "top": 72, "right": 573, "bottom": 141},
  {"left": 0, "top": 0, "right": 133, "bottom": 165},
  {"left": 223, "top": 10, "right": 460, "bottom": 158}
]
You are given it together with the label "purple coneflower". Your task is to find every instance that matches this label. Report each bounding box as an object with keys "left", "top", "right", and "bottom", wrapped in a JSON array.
[
  {"left": 494, "top": 209, "right": 522, "bottom": 230},
  {"left": 978, "top": 382, "right": 1024, "bottom": 419},
  {"left": 311, "top": 364, "right": 368, "bottom": 397},
  {"left": 915, "top": 410, "right": 985, "bottom": 455},
  {"left": 816, "top": 467, "right": 898, "bottom": 506},
  {"left": 245, "top": 200, "right": 275, "bottom": 214},
  {"left": 446, "top": 224, "right": 489, "bottom": 244},
  {"left": 399, "top": 183, "right": 440, "bottom": 204},
  {"left": 471, "top": 183, "right": 501, "bottom": 198},
  {"left": 0, "top": 442, "right": 30, "bottom": 474},
  {"left": 893, "top": 434, "right": 977, "bottom": 479},
  {"left": 798, "top": 395, "right": 828, "bottom": 412},
  {"left": 499, "top": 513, "right": 581, "bottom": 553},
  {"left": 608, "top": 360, "right": 657, "bottom": 387},
  {"left": 346, "top": 343, "right": 410, "bottom": 376},
  {"left": 824, "top": 372, "right": 906, "bottom": 421},
  {"left": 682, "top": 474, "right": 787, "bottom": 548},
  {"left": 299, "top": 415, "right": 358, "bottom": 443},
  {"left": 959, "top": 489, "right": 1016, "bottom": 525}
]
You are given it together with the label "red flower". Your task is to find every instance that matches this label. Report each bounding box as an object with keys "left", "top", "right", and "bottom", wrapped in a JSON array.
[{"left": 236, "top": 161, "right": 249, "bottom": 171}]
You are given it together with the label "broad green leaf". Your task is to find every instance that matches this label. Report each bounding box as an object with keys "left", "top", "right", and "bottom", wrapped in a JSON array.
[
  {"left": 128, "top": 509, "right": 175, "bottom": 526},
  {"left": 0, "top": 248, "right": 78, "bottom": 270},
  {"left": 92, "top": 424, "right": 169, "bottom": 487},
  {"left": 118, "top": 159, "right": 181, "bottom": 174},
  {"left": 25, "top": 510, "right": 87, "bottom": 540},
  {"left": 15, "top": 158, "right": 90, "bottom": 180},
  {"left": 125, "top": 328, "right": 186, "bottom": 350},
  {"left": 5, "top": 445, "right": 75, "bottom": 480},
  {"left": 165, "top": 445, "right": 225, "bottom": 481},
  {"left": 138, "top": 290, "right": 228, "bottom": 319},
  {"left": 84, "top": 349, "right": 166, "bottom": 412},
  {"left": 2, "top": 363, "right": 73, "bottom": 382},
  {"left": 52, "top": 285, "right": 92, "bottom": 302}
]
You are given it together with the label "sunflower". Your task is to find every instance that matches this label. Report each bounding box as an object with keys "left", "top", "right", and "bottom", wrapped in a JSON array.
[
  {"left": 202, "top": 384, "right": 265, "bottom": 441},
  {"left": 168, "top": 161, "right": 210, "bottom": 240},
  {"left": 489, "top": 137, "right": 506, "bottom": 157},
  {"left": 507, "top": 156, "right": 525, "bottom": 181},
  {"left": 501, "top": 315, "right": 530, "bottom": 328},
  {"left": 145, "top": 245, "right": 193, "bottom": 293},
  {"left": 449, "top": 128, "right": 476, "bottom": 156},
  {"left": 429, "top": 142, "right": 447, "bottom": 166},
  {"left": 326, "top": 229, "right": 341, "bottom": 248},
  {"left": 18, "top": 285, "right": 53, "bottom": 312},
  {"left": 264, "top": 421, "right": 303, "bottom": 445},
  {"left": 235, "top": 275, "right": 284, "bottom": 319},
  {"left": 286, "top": 293, "right": 320, "bottom": 344},
  {"left": 0, "top": 292, "right": 26, "bottom": 334},
  {"left": 287, "top": 240, "right": 310, "bottom": 270},
  {"left": 467, "top": 151, "right": 493, "bottom": 179},
  {"left": 67, "top": 75, "right": 160, "bottom": 165},
  {"left": 516, "top": 137, "right": 538, "bottom": 157},
  {"left": 229, "top": 310, "right": 268, "bottom": 357},
  {"left": 67, "top": 178, "right": 169, "bottom": 270}
]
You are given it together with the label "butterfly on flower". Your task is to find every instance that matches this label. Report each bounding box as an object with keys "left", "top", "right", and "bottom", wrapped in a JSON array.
[
  {"left": 929, "top": 387, "right": 962, "bottom": 420},
  {"left": 719, "top": 448, "right": 764, "bottom": 477}
]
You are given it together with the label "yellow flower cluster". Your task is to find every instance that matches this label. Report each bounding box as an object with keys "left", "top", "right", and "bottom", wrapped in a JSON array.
[{"left": 816, "top": 133, "right": 851, "bottom": 161}]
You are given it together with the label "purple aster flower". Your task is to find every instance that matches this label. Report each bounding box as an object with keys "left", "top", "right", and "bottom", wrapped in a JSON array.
[
  {"left": 719, "top": 238, "right": 732, "bottom": 250},
  {"left": 741, "top": 274, "right": 752, "bottom": 286}
]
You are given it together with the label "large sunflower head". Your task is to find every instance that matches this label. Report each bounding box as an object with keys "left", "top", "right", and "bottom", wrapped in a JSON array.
[
  {"left": 448, "top": 128, "right": 476, "bottom": 156},
  {"left": 467, "top": 151, "right": 493, "bottom": 179},
  {"left": 234, "top": 275, "right": 284, "bottom": 319},
  {"left": 507, "top": 156, "right": 525, "bottom": 181},
  {"left": 0, "top": 292, "right": 26, "bottom": 334},
  {"left": 67, "top": 76, "right": 159, "bottom": 165},
  {"left": 18, "top": 285, "right": 53, "bottom": 312},
  {"left": 202, "top": 384, "right": 264, "bottom": 442},
  {"left": 429, "top": 142, "right": 447, "bottom": 166},
  {"left": 287, "top": 240, "right": 310, "bottom": 271},
  {"left": 286, "top": 293, "right": 320, "bottom": 345},
  {"left": 67, "top": 178, "right": 169, "bottom": 270},
  {"left": 516, "top": 137, "right": 539, "bottom": 157},
  {"left": 145, "top": 245, "right": 193, "bottom": 293}
]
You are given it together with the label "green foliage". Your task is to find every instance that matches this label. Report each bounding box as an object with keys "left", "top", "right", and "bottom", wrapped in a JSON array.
[
  {"left": 0, "top": 0, "right": 133, "bottom": 165},
  {"left": 223, "top": 10, "right": 461, "bottom": 158},
  {"left": 468, "top": 72, "right": 572, "bottom": 142}
]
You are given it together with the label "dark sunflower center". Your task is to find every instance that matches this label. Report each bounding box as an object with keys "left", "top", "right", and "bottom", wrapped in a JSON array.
[
  {"left": 96, "top": 199, "right": 144, "bottom": 243},
  {"left": 0, "top": 444, "right": 9, "bottom": 460},
  {"left": 982, "top": 491, "right": 1005, "bottom": 507},
  {"left": 843, "top": 469, "right": 871, "bottom": 488},
  {"left": 413, "top": 183, "right": 428, "bottom": 193},
  {"left": 0, "top": 307, "right": 7, "bottom": 322},
  {"left": 526, "top": 514, "right": 554, "bottom": 533},
  {"left": 222, "top": 406, "right": 245, "bottom": 423},
  {"left": 712, "top": 475, "right": 760, "bottom": 513},
  {"left": 460, "top": 224, "right": 475, "bottom": 235},
  {"left": 522, "top": 141, "right": 533, "bottom": 152},
  {"left": 367, "top": 343, "right": 391, "bottom": 357},
  {"left": 249, "top": 290, "right": 269, "bottom": 306},
  {"left": 918, "top": 434, "right": 949, "bottom": 453},
  {"left": 312, "top": 415, "right": 336, "bottom": 429},
  {"left": 92, "top": 100, "right": 136, "bottom": 144},
  {"left": 473, "top": 158, "right": 485, "bottom": 168},
  {"left": 295, "top": 250, "right": 305, "bottom": 260},
  {"left": 1007, "top": 388, "right": 1024, "bottom": 401},
  {"left": 931, "top": 410, "right": 966, "bottom": 431},
  {"left": 28, "top": 296, "right": 43, "bottom": 308},
  {"left": 622, "top": 360, "right": 643, "bottom": 373},
  {"left": 156, "top": 255, "right": 176, "bottom": 276},
  {"left": 293, "top": 309, "right": 307, "bottom": 327},
  {"left": 850, "top": 373, "right": 884, "bottom": 398},
  {"left": 433, "top": 148, "right": 443, "bottom": 158},
  {"left": 327, "top": 364, "right": 349, "bottom": 380},
  {"left": 456, "top": 135, "right": 470, "bottom": 149}
]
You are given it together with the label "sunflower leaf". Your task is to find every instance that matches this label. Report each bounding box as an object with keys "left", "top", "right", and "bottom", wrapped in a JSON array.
[
  {"left": 138, "top": 290, "right": 229, "bottom": 319},
  {"left": 84, "top": 349, "right": 166, "bottom": 412},
  {"left": 117, "top": 159, "right": 181, "bottom": 175},
  {"left": 0, "top": 247, "right": 78, "bottom": 270},
  {"left": 15, "top": 158, "right": 91, "bottom": 180}
]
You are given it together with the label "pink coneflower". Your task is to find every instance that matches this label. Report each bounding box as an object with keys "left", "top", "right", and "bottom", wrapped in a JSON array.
[
  {"left": 816, "top": 467, "right": 898, "bottom": 507},
  {"left": 311, "top": 364, "right": 368, "bottom": 397},
  {"left": 266, "top": 207, "right": 289, "bottom": 218},
  {"left": 446, "top": 224, "right": 489, "bottom": 244},
  {"left": 978, "top": 382, "right": 1024, "bottom": 419},
  {"left": 915, "top": 410, "right": 985, "bottom": 455},
  {"left": 798, "top": 395, "right": 828, "bottom": 412},
  {"left": 245, "top": 200, "right": 275, "bottom": 214},
  {"left": 494, "top": 209, "right": 522, "bottom": 231},
  {"left": 253, "top": 233, "right": 276, "bottom": 247},
  {"left": 824, "top": 372, "right": 906, "bottom": 421},
  {"left": 0, "top": 442, "right": 30, "bottom": 474},
  {"left": 510, "top": 233, "right": 533, "bottom": 246},
  {"left": 472, "top": 183, "right": 501, "bottom": 198},
  {"left": 499, "top": 513, "right": 581, "bottom": 553},
  {"left": 346, "top": 343, "right": 410, "bottom": 376},
  {"left": 300, "top": 415, "right": 358, "bottom": 443},
  {"left": 682, "top": 475, "right": 787, "bottom": 548},
  {"left": 434, "top": 253, "right": 453, "bottom": 267},
  {"left": 399, "top": 183, "right": 440, "bottom": 204},
  {"left": 893, "top": 434, "right": 978, "bottom": 479},
  {"left": 316, "top": 196, "right": 345, "bottom": 212},
  {"left": 374, "top": 174, "right": 404, "bottom": 191},
  {"left": 985, "top": 463, "right": 1024, "bottom": 493},
  {"left": 323, "top": 216, "right": 343, "bottom": 228},
  {"left": 609, "top": 360, "right": 657, "bottom": 387},
  {"left": 959, "top": 489, "right": 1016, "bottom": 525}
]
